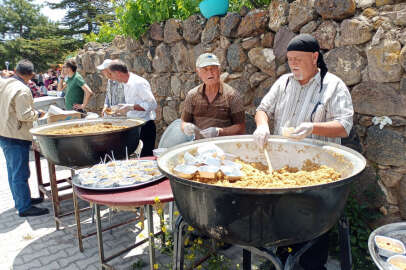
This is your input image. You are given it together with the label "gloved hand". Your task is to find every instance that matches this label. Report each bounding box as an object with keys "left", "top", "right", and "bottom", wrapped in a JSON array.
[
  {"left": 253, "top": 124, "right": 270, "bottom": 149},
  {"left": 200, "top": 127, "right": 220, "bottom": 138},
  {"left": 183, "top": 122, "right": 197, "bottom": 136},
  {"left": 288, "top": 122, "right": 314, "bottom": 140},
  {"left": 116, "top": 104, "right": 134, "bottom": 115}
]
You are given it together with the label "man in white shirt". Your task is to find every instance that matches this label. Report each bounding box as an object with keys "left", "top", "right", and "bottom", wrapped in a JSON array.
[{"left": 108, "top": 60, "right": 157, "bottom": 156}]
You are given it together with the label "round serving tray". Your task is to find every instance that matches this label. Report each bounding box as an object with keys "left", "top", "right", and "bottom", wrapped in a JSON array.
[
  {"left": 368, "top": 222, "right": 406, "bottom": 270},
  {"left": 71, "top": 160, "right": 166, "bottom": 191}
]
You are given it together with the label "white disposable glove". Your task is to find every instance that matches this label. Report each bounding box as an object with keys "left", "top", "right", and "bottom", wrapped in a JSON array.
[
  {"left": 200, "top": 127, "right": 220, "bottom": 138},
  {"left": 183, "top": 122, "right": 197, "bottom": 136},
  {"left": 116, "top": 104, "right": 134, "bottom": 115},
  {"left": 288, "top": 122, "right": 314, "bottom": 140},
  {"left": 253, "top": 124, "right": 270, "bottom": 149}
]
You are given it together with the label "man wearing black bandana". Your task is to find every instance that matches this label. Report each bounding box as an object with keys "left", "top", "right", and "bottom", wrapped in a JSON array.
[{"left": 254, "top": 34, "right": 354, "bottom": 269}]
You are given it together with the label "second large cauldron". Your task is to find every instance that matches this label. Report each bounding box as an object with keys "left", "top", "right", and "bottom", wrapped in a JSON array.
[
  {"left": 158, "top": 135, "right": 366, "bottom": 247},
  {"left": 30, "top": 118, "right": 145, "bottom": 167}
]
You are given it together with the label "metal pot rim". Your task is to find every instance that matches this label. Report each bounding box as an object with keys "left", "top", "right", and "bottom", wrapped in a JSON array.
[
  {"left": 158, "top": 135, "right": 367, "bottom": 194},
  {"left": 30, "top": 118, "right": 145, "bottom": 138}
]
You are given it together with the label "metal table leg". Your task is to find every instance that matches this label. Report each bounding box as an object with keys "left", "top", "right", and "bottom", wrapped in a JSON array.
[
  {"left": 169, "top": 201, "right": 174, "bottom": 231},
  {"left": 173, "top": 216, "right": 187, "bottom": 270},
  {"left": 73, "top": 189, "right": 84, "bottom": 252},
  {"left": 95, "top": 204, "right": 106, "bottom": 270},
  {"left": 145, "top": 205, "right": 156, "bottom": 270},
  {"left": 339, "top": 215, "right": 352, "bottom": 270},
  {"left": 243, "top": 249, "right": 251, "bottom": 270}
]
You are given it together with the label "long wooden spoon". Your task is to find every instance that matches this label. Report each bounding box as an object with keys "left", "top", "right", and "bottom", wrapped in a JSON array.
[{"left": 264, "top": 146, "right": 273, "bottom": 173}]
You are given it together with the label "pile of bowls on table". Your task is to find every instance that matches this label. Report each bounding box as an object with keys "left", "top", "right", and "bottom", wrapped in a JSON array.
[{"left": 369, "top": 222, "right": 406, "bottom": 270}]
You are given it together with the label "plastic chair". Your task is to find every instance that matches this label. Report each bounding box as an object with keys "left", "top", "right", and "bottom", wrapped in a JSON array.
[
  {"left": 158, "top": 119, "right": 193, "bottom": 230},
  {"left": 158, "top": 119, "right": 193, "bottom": 148}
]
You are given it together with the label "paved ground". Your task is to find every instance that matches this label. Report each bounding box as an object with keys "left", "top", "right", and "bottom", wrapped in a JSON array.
[{"left": 0, "top": 149, "right": 341, "bottom": 270}]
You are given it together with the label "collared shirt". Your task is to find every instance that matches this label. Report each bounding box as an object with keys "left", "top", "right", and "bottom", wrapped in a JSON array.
[
  {"left": 104, "top": 79, "right": 125, "bottom": 107},
  {"left": 124, "top": 72, "right": 157, "bottom": 121},
  {"left": 182, "top": 82, "right": 245, "bottom": 139},
  {"left": 256, "top": 71, "right": 354, "bottom": 144}
]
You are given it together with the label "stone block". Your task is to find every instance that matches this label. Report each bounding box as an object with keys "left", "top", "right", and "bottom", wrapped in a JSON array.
[
  {"left": 183, "top": 14, "right": 204, "bottom": 44},
  {"left": 220, "top": 13, "right": 241, "bottom": 38},
  {"left": 201, "top": 17, "right": 220, "bottom": 44},
  {"left": 237, "top": 9, "right": 268, "bottom": 38},
  {"left": 315, "top": 0, "right": 356, "bottom": 20},
  {"left": 268, "top": 0, "right": 289, "bottom": 32},
  {"left": 289, "top": 0, "right": 317, "bottom": 32},
  {"left": 366, "top": 126, "right": 406, "bottom": 166},
  {"left": 248, "top": 48, "right": 276, "bottom": 76},
  {"left": 325, "top": 46, "right": 366, "bottom": 86}
]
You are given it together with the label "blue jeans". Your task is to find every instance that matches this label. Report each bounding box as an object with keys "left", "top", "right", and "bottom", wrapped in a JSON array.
[{"left": 0, "top": 136, "right": 32, "bottom": 213}]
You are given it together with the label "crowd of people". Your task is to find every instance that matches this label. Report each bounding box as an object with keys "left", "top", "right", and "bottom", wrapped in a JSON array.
[
  {"left": 0, "top": 34, "right": 355, "bottom": 270},
  {"left": 1, "top": 66, "right": 62, "bottom": 98}
]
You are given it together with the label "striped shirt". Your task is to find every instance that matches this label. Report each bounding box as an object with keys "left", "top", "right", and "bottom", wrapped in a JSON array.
[
  {"left": 104, "top": 79, "right": 125, "bottom": 107},
  {"left": 182, "top": 82, "right": 245, "bottom": 139},
  {"left": 256, "top": 71, "right": 353, "bottom": 144}
]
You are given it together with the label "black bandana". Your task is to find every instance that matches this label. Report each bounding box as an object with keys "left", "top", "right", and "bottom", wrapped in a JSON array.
[{"left": 287, "top": 34, "right": 328, "bottom": 86}]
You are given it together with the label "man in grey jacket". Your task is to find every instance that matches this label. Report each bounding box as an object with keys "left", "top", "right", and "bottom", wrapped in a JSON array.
[{"left": 0, "top": 60, "right": 49, "bottom": 217}]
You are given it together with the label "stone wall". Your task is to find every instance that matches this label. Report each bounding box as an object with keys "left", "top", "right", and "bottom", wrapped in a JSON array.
[{"left": 74, "top": 0, "right": 406, "bottom": 225}]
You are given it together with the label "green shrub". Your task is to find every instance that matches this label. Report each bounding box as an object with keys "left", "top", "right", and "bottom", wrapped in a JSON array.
[
  {"left": 116, "top": 0, "right": 272, "bottom": 39},
  {"left": 84, "top": 22, "right": 124, "bottom": 43}
]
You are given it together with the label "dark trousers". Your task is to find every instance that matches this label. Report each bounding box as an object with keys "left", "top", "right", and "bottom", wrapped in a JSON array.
[
  {"left": 140, "top": 120, "right": 156, "bottom": 157},
  {"left": 278, "top": 232, "right": 329, "bottom": 270}
]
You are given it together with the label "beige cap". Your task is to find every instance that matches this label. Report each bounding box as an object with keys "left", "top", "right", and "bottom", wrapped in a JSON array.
[
  {"left": 196, "top": 53, "right": 220, "bottom": 68},
  {"left": 96, "top": 59, "right": 112, "bottom": 70}
]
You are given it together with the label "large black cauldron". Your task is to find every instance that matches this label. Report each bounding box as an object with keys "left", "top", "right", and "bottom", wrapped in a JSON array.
[
  {"left": 30, "top": 118, "right": 145, "bottom": 167},
  {"left": 158, "top": 135, "right": 366, "bottom": 247}
]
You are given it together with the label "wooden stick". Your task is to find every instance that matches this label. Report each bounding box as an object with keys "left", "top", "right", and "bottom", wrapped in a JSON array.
[{"left": 264, "top": 148, "right": 273, "bottom": 173}]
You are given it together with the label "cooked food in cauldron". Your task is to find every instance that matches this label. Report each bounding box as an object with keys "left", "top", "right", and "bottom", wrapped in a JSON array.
[
  {"left": 40, "top": 122, "right": 128, "bottom": 135},
  {"left": 172, "top": 143, "right": 341, "bottom": 188}
]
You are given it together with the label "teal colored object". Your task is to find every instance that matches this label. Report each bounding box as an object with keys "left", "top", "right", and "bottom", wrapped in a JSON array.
[{"left": 199, "top": 0, "right": 229, "bottom": 19}]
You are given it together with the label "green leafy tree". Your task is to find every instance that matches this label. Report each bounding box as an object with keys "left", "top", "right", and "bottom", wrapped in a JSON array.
[
  {"left": 0, "top": 0, "right": 43, "bottom": 40},
  {"left": 48, "top": 0, "right": 116, "bottom": 37},
  {"left": 0, "top": 0, "right": 80, "bottom": 71}
]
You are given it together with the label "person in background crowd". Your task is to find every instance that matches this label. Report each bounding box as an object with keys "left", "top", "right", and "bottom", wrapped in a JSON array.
[
  {"left": 0, "top": 59, "right": 49, "bottom": 217},
  {"left": 58, "top": 59, "right": 94, "bottom": 112},
  {"left": 181, "top": 53, "right": 245, "bottom": 139},
  {"left": 96, "top": 59, "right": 125, "bottom": 115},
  {"left": 44, "top": 69, "right": 57, "bottom": 90},
  {"left": 28, "top": 79, "right": 44, "bottom": 98},
  {"left": 108, "top": 59, "right": 157, "bottom": 157},
  {"left": 254, "top": 34, "right": 354, "bottom": 270}
]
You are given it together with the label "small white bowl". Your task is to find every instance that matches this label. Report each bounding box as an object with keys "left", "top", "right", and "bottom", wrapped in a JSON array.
[
  {"left": 387, "top": 254, "right": 406, "bottom": 270},
  {"left": 375, "top": 235, "right": 406, "bottom": 258}
]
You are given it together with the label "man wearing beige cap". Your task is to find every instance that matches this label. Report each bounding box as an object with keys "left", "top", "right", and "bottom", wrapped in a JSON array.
[
  {"left": 96, "top": 59, "right": 125, "bottom": 116},
  {"left": 181, "top": 53, "right": 245, "bottom": 139}
]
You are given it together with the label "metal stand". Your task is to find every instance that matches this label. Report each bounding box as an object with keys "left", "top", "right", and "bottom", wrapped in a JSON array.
[
  {"left": 339, "top": 215, "right": 352, "bottom": 270},
  {"left": 173, "top": 215, "right": 352, "bottom": 270}
]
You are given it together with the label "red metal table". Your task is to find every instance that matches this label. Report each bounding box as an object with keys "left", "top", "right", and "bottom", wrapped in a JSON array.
[{"left": 73, "top": 157, "right": 174, "bottom": 270}]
